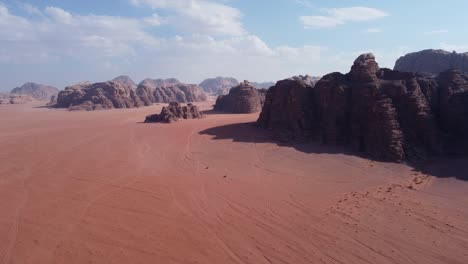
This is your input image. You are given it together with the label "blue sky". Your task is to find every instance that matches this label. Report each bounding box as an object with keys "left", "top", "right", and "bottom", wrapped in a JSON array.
[{"left": 1, "top": 0, "right": 467, "bottom": 90}]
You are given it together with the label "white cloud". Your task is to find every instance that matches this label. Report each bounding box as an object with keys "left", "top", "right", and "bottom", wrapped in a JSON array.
[
  {"left": 363, "top": 28, "right": 382, "bottom": 33},
  {"left": 440, "top": 43, "right": 468, "bottom": 53},
  {"left": 426, "top": 29, "right": 449, "bottom": 35},
  {"left": 143, "top": 13, "right": 164, "bottom": 26},
  {"left": 130, "top": 0, "right": 245, "bottom": 36},
  {"left": 301, "top": 6, "right": 388, "bottom": 29},
  {"left": 0, "top": 4, "right": 161, "bottom": 63},
  {"left": 45, "top": 6, "right": 73, "bottom": 24},
  {"left": 0, "top": 3, "right": 335, "bottom": 88},
  {"left": 301, "top": 16, "right": 342, "bottom": 28}
]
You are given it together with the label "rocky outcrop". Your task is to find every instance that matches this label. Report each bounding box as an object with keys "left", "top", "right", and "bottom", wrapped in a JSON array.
[
  {"left": 10, "top": 82, "right": 59, "bottom": 101},
  {"left": 47, "top": 95, "right": 57, "bottom": 106},
  {"left": 55, "top": 81, "right": 146, "bottom": 111},
  {"left": 258, "top": 53, "right": 468, "bottom": 161},
  {"left": 257, "top": 79, "right": 315, "bottom": 141},
  {"left": 0, "top": 93, "right": 34, "bottom": 104},
  {"left": 137, "top": 78, "right": 207, "bottom": 104},
  {"left": 199, "top": 77, "right": 239, "bottom": 95},
  {"left": 394, "top": 49, "right": 468, "bottom": 74},
  {"left": 214, "top": 81, "right": 267, "bottom": 113},
  {"left": 436, "top": 69, "right": 468, "bottom": 154},
  {"left": 53, "top": 76, "right": 206, "bottom": 111},
  {"left": 144, "top": 102, "right": 203, "bottom": 123}
]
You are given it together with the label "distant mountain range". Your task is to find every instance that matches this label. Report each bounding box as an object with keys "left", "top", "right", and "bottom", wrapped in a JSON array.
[
  {"left": 198, "top": 76, "right": 319, "bottom": 95},
  {"left": 394, "top": 49, "right": 468, "bottom": 74},
  {"left": 199, "top": 77, "right": 239, "bottom": 95},
  {"left": 52, "top": 76, "right": 207, "bottom": 111},
  {"left": 0, "top": 92, "right": 34, "bottom": 105},
  {"left": 10, "top": 82, "right": 59, "bottom": 101}
]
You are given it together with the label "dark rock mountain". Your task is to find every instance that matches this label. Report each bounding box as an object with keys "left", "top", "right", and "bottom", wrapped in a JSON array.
[
  {"left": 258, "top": 53, "right": 468, "bottom": 161},
  {"left": 10, "top": 82, "right": 59, "bottom": 101},
  {"left": 199, "top": 77, "right": 239, "bottom": 95},
  {"left": 257, "top": 78, "right": 315, "bottom": 141},
  {"left": 214, "top": 80, "right": 267, "bottom": 113},
  {"left": 394, "top": 49, "right": 468, "bottom": 74},
  {"left": 137, "top": 78, "right": 206, "bottom": 104},
  {"left": 145, "top": 102, "right": 203, "bottom": 123},
  {"left": 54, "top": 81, "right": 146, "bottom": 111}
]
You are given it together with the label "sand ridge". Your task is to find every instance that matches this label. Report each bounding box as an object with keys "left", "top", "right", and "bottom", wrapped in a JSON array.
[{"left": 0, "top": 102, "right": 467, "bottom": 264}]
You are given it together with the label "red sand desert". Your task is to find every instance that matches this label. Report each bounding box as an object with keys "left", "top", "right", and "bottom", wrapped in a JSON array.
[{"left": 1, "top": 101, "right": 468, "bottom": 264}]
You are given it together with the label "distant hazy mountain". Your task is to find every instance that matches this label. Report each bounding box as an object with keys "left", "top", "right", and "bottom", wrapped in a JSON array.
[
  {"left": 250, "top": 81, "right": 275, "bottom": 89},
  {"left": 136, "top": 78, "right": 206, "bottom": 104},
  {"left": 112, "top": 75, "right": 137, "bottom": 89},
  {"left": 138, "top": 78, "right": 182, "bottom": 89},
  {"left": 289, "top": 75, "right": 321, "bottom": 86},
  {"left": 10, "top": 82, "right": 59, "bottom": 101},
  {"left": 199, "top": 77, "right": 239, "bottom": 95},
  {"left": 394, "top": 49, "right": 468, "bottom": 74},
  {"left": 0, "top": 92, "right": 34, "bottom": 104}
]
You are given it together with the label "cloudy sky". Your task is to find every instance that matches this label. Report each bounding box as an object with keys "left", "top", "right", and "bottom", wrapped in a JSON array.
[{"left": 1, "top": 0, "right": 467, "bottom": 90}]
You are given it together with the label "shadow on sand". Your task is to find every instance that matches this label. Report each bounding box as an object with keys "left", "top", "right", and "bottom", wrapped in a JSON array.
[
  {"left": 199, "top": 122, "right": 468, "bottom": 181},
  {"left": 32, "top": 105, "right": 53, "bottom": 109}
]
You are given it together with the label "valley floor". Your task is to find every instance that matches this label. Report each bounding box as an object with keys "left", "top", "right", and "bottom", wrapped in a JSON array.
[{"left": 0, "top": 102, "right": 467, "bottom": 264}]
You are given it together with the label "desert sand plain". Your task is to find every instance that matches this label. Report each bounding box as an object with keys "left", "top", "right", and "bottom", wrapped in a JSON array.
[{"left": 0, "top": 100, "right": 467, "bottom": 264}]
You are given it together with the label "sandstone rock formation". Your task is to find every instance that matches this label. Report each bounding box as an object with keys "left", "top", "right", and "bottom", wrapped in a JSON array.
[
  {"left": 55, "top": 81, "right": 146, "bottom": 111},
  {"left": 10, "top": 82, "right": 59, "bottom": 101},
  {"left": 214, "top": 81, "right": 267, "bottom": 113},
  {"left": 0, "top": 93, "right": 34, "bottom": 104},
  {"left": 257, "top": 78, "right": 315, "bottom": 141},
  {"left": 199, "top": 77, "right": 239, "bottom": 95},
  {"left": 145, "top": 102, "right": 203, "bottom": 123},
  {"left": 394, "top": 49, "right": 468, "bottom": 74},
  {"left": 258, "top": 53, "right": 468, "bottom": 161},
  {"left": 53, "top": 76, "right": 207, "bottom": 111},
  {"left": 137, "top": 78, "right": 207, "bottom": 104}
]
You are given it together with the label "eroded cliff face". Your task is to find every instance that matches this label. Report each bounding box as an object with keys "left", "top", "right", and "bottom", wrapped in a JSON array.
[
  {"left": 257, "top": 78, "right": 315, "bottom": 141},
  {"left": 55, "top": 81, "right": 146, "bottom": 111},
  {"left": 137, "top": 79, "right": 207, "bottom": 104},
  {"left": 54, "top": 77, "right": 207, "bottom": 111},
  {"left": 214, "top": 81, "right": 267, "bottom": 113},
  {"left": 258, "top": 53, "right": 468, "bottom": 161}
]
